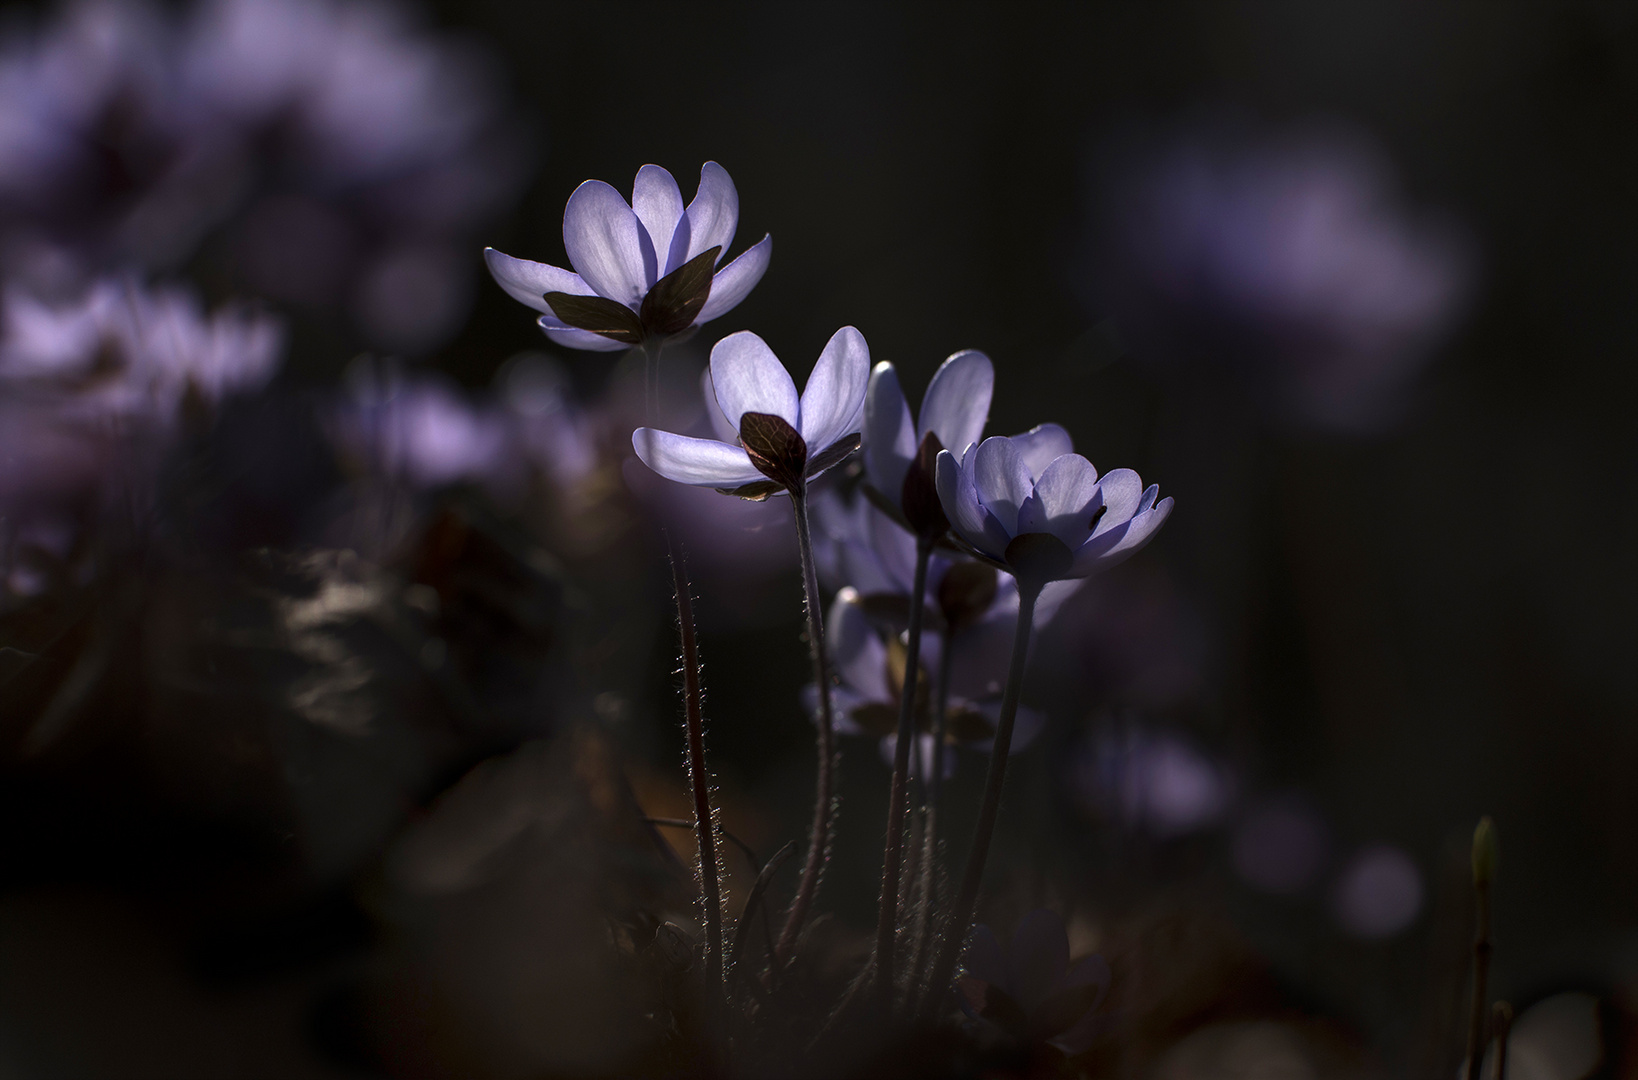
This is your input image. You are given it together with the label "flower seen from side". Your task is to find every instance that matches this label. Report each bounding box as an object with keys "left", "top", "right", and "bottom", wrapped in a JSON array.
[
  {"left": 863, "top": 349, "right": 992, "bottom": 535},
  {"left": 935, "top": 430, "right": 1173, "bottom": 589},
  {"left": 486, "top": 162, "right": 771, "bottom": 352},
  {"left": 631, "top": 327, "right": 867, "bottom": 498}
]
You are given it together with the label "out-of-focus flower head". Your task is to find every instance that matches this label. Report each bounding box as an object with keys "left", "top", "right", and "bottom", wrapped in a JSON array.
[
  {"left": 1329, "top": 843, "right": 1423, "bottom": 939},
  {"left": 960, "top": 908, "right": 1110, "bottom": 1056},
  {"left": 804, "top": 587, "right": 1048, "bottom": 778},
  {"left": 486, "top": 162, "right": 771, "bottom": 352},
  {"left": 1084, "top": 116, "right": 1473, "bottom": 432},
  {"left": 1067, "top": 722, "right": 1231, "bottom": 837},
  {"left": 1231, "top": 794, "right": 1332, "bottom": 895},
  {"left": 328, "top": 361, "right": 512, "bottom": 492},
  {"left": 0, "top": 0, "right": 529, "bottom": 354},
  {"left": 0, "top": 275, "right": 283, "bottom": 597},
  {"left": 633, "top": 327, "right": 866, "bottom": 498},
  {"left": 935, "top": 429, "right": 1173, "bottom": 590}
]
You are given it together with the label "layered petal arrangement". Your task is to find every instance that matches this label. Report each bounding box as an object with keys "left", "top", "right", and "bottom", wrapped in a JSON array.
[
  {"left": 864, "top": 349, "right": 993, "bottom": 534},
  {"left": 934, "top": 431, "right": 1173, "bottom": 588},
  {"left": 632, "top": 327, "right": 868, "bottom": 497},
  {"left": 486, "top": 162, "right": 772, "bottom": 351}
]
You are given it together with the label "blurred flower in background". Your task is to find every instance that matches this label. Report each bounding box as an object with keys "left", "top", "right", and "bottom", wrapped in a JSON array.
[
  {"left": 1083, "top": 116, "right": 1473, "bottom": 433},
  {"left": 1067, "top": 721, "right": 1231, "bottom": 838},
  {"left": 0, "top": 0, "right": 529, "bottom": 355}
]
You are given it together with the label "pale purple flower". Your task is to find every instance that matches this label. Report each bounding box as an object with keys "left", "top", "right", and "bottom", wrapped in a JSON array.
[
  {"left": 934, "top": 430, "right": 1173, "bottom": 589},
  {"left": 632, "top": 327, "right": 867, "bottom": 495},
  {"left": 486, "top": 162, "right": 771, "bottom": 352},
  {"left": 863, "top": 349, "right": 992, "bottom": 534},
  {"left": 329, "top": 365, "right": 510, "bottom": 490},
  {"left": 807, "top": 587, "right": 1046, "bottom": 776},
  {"left": 960, "top": 909, "right": 1110, "bottom": 1056},
  {"left": 1087, "top": 119, "right": 1472, "bottom": 431}
]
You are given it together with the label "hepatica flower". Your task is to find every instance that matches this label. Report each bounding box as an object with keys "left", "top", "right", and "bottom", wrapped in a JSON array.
[
  {"left": 486, "top": 162, "right": 771, "bottom": 352},
  {"left": 632, "top": 327, "right": 867, "bottom": 498},
  {"left": 864, "top": 349, "right": 993, "bottom": 535},
  {"left": 935, "top": 431, "right": 1173, "bottom": 590}
]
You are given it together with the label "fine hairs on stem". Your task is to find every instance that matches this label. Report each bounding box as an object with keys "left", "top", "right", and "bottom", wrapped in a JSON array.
[
  {"left": 874, "top": 536, "right": 933, "bottom": 1009},
  {"left": 775, "top": 486, "right": 837, "bottom": 965},
  {"left": 921, "top": 584, "right": 1040, "bottom": 1017},
  {"left": 669, "top": 540, "right": 724, "bottom": 1007}
]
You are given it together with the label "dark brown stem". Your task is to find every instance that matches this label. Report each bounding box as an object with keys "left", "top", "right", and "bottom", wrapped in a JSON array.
[
  {"left": 670, "top": 542, "right": 723, "bottom": 1004},
  {"left": 872, "top": 537, "right": 934, "bottom": 1009},
  {"left": 775, "top": 487, "right": 837, "bottom": 965},
  {"left": 922, "top": 584, "right": 1039, "bottom": 1017},
  {"left": 1464, "top": 880, "right": 1492, "bottom": 1080}
]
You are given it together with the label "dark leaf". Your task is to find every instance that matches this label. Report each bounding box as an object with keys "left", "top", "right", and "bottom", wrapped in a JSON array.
[
  {"left": 849, "top": 703, "right": 899, "bottom": 738},
  {"left": 638, "top": 245, "right": 720, "bottom": 335},
  {"left": 739, "top": 411, "right": 807, "bottom": 491},
  {"left": 543, "top": 292, "right": 645, "bottom": 345},
  {"left": 944, "top": 708, "right": 996, "bottom": 743},
  {"left": 901, "top": 430, "right": 949, "bottom": 536},
  {"left": 804, "top": 432, "right": 861, "bottom": 479}
]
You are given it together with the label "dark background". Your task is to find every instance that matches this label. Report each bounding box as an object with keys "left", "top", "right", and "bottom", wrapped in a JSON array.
[{"left": 1, "top": 1, "right": 1633, "bottom": 1076}]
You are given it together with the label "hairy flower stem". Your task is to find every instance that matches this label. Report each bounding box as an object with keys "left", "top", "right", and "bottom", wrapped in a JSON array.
[
  {"left": 1464, "top": 876, "right": 1493, "bottom": 1080},
  {"left": 909, "top": 627, "right": 954, "bottom": 996},
  {"left": 922, "top": 584, "right": 1039, "bottom": 1018},
  {"left": 775, "top": 487, "right": 837, "bottom": 966},
  {"left": 669, "top": 540, "right": 724, "bottom": 1008},
  {"left": 874, "top": 536, "right": 934, "bottom": 1010}
]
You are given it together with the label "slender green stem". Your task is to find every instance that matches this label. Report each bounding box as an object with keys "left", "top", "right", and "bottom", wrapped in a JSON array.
[
  {"left": 909, "top": 624, "right": 954, "bottom": 998},
  {"left": 669, "top": 542, "right": 723, "bottom": 1005},
  {"left": 922, "top": 583, "right": 1039, "bottom": 1017},
  {"left": 874, "top": 536, "right": 933, "bottom": 1009},
  {"left": 775, "top": 486, "right": 837, "bottom": 965},
  {"left": 1464, "top": 880, "right": 1493, "bottom": 1080}
]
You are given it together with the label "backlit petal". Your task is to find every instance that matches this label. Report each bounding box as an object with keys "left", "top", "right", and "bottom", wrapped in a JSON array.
[
  {"left": 484, "top": 248, "right": 591, "bottom": 313},
  {"left": 563, "top": 179, "right": 654, "bottom": 305},
  {"left": 1011, "top": 422, "right": 1074, "bottom": 481},
  {"left": 696, "top": 234, "right": 772, "bottom": 323},
  {"left": 631, "top": 428, "right": 762, "bottom": 487},
  {"left": 710, "top": 330, "right": 798, "bottom": 430},
  {"left": 864, "top": 361, "right": 915, "bottom": 500},
  {"left": 630, "top": 164, "right": 687, "bottom": 276},
  {"left": 972, "top": 436, "right": 1034, "bottom": 536},
  {"left": 936, "top": 449, "right": 1011, "bottom": 560},
  {"left": 919, "top": 349, "right": 993, "bottom": 458},
  {"left": 799, "top": 325, "right": 871, "bottom": 451},
  {"left": 685, "top": 161, "right": 739, "bottom": 264}
]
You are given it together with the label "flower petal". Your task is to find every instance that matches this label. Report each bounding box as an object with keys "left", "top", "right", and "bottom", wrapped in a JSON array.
[
  {"left": 710, "top": 330, "right": 799, "bottom": 430},
  {"left": 972, "top": 436, "right": 1034, "bottom": 537},
  {"left": 1019, "top": 453, "right": 1102, "bottom": 548},
  {"left": 563, "top": 179, "right": 654, "bottom": 305},
  {"left": 799, "top": 325, "right": 871, "bottom": 452},
  {"left": 632, "top": 428, "right": 762, "bottom": 487},
  {"left": 538, "top": 318, "right": 629, "bottom": 352},
  {"left": 1091, "top": 468, "right": 1144, "bottom": 533},
  {"left": 1011, "top": 422, "right": 1074, "bottom": 481},
  {"left": 864, "top": 361, "right": 916, "bottom": 500},
  {"left": 700, "top": 367, "right": 739, "bottom": 443},
  {"left": 484, "top": 248, "right": 592, "bottom": 314},
  {"left": 684, "top": 161, "right": 739, "bottom": 265},
  {"left": 1070, "top": 496, "right": 1174, "bottom": 576},
  {"left": 919, "top": 349, "right": 993, "bottom": 459},
  {"left": 631, "top": 164, "right": 688, "bottom": 276},
  {"left": 696, "top": 233, "right": 772, "bottom": 323},
  {"left": 936, "top": 449, "right": 1012, "bottom": 560}
]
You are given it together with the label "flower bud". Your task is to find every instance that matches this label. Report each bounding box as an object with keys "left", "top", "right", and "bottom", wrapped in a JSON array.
[{"left": 1471, "top": 816, "right": 1499, "bottom": 888}]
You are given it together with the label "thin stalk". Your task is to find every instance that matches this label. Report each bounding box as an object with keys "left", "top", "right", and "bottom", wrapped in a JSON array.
[
  {"left": 640, "top": 338, "right": 662, "bottom": 425},
  {"left": 1492, "top": 1002, "right": 1512, "bottom": 1080},
  {"left": 670, "top": 542, "right": 724, "bottom": 1005},
  {"left": 922, "top": 583, "right": 1040, "bottom": 1017},
  {"left": 908, "top": 625, "right": 954, "bottom": 996},
  {"left": 1464, "top": 878, "right": 1492, "bottom": 1080},
  {"left": 775, "top": 486, "right": 837, "bottom": 965},
  {"left": 874, "top": 536, "right": 934, "bottom": 1009}
]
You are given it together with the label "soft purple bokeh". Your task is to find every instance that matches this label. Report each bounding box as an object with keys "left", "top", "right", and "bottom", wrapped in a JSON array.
[
  {"left": 1330, "top": 844, "right": 1423, "bottom": 939},
  {"left": 328, "top": 362, "right": 513, "bottom": 491},
  {"left": 1086, "top": 117, "right": 1472, "bottom": 432},
  {"left": 1231, "top": 795, "right": 1332, "bottom": 895},
  {"left": 0, "top": 0, "right": 528, "bottom": 353},
  {"left": 1069, "top": 724, "right": 1230, "bottom": 838}
]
